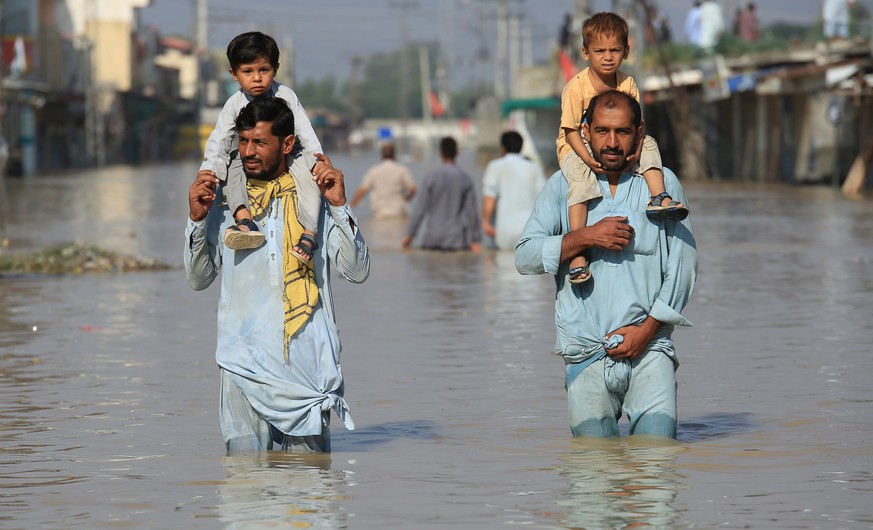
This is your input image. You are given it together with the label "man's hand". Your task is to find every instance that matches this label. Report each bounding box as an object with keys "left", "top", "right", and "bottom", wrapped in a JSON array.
[
  {"left": 561, "top": 215, "right": 634, "bottom": 262},
  {"left": 604, "top": 317, "right": 660, "bottom": 360},
  {"left": 311, "top": 153, "right": 346, "bottom": 206},
  {"left": 588, "top": 216, "right": 635, "bottom": 251},
  {"left": 470, "top": 242, "right": 482, "bottom": 253},
  {"left": 401, "top": 235, "right": 413, "bottom": 250},
  {"left": 189, "top": 170, "right": 218, "bottom": 222}
]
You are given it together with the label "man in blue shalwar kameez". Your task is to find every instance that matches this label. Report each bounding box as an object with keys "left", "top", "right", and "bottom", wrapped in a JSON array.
[
  {"left": 515, "top": 90, "right": 697, "bottom": 438},
  {"left": 185, "top": 97, "right": 370, "bottom": 452}
]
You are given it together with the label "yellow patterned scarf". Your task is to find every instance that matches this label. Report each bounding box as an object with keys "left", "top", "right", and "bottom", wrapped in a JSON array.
[{"left": 246, "top": 171, "right": 318, "bottom": 359}]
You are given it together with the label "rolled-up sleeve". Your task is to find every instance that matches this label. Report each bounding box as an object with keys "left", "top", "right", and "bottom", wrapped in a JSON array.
[
  {"left": 184, "top": 215, "right": 220, "bottom": 291},
  {"left": 650, "top": 170, "right": 697, "bottom": 327},
  {"left": 326, "top": 203, "right": 370, "bottom": 284}
]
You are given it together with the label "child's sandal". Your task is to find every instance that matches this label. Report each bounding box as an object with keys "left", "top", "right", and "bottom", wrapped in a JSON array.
[
  {"left": 646, "top": 192, "right": 689, "bottom": 221},
  {"left": 224, "top": 218, "right": 265, "bottom": 250},
  {"left": 291, "top": 233, "right": 318, "bottom": 264},
  {"left": 568, "top": 264, "right": 592, "bottom": 284}
]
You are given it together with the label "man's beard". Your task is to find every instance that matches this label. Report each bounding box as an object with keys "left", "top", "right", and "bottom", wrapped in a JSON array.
[
  {"left": 242, "top": 154, "right": 282, "bottom": 180},
  {"left": 592, "top": 143, "right": 634, "bottom": 172}
]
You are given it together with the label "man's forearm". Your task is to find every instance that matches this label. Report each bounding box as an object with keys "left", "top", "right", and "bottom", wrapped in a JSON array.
[{"left": 559, "top": 226, "right": 595, "bottom": 263}]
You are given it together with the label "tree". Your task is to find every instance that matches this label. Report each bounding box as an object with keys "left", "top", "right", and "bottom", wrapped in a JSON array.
[{"left": 293, "top": 77, "right": 347, "bottom": 115}]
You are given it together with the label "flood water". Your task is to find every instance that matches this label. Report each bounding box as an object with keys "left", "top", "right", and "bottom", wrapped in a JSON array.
[{"left": 1, "top": 151, "right": 872, "bottom": 529}]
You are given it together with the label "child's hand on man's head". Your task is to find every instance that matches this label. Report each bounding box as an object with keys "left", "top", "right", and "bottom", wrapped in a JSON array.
[
  {"left": 627, "top": 133, "right": 644, "bottom": 165},
  {"left": 581, "top": 149, "right": 603, "bottom": 172}
]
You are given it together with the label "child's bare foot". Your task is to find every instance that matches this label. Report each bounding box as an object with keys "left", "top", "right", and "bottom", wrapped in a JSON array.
[
  {"left": 224, "top": 218, "right": 265, "bottom": 250},
  {"left": 568, "top": 255, "right": 591, "bottom": 284},
  {"left": 646, "top": 192, "right": 689, "bottom": 221}
]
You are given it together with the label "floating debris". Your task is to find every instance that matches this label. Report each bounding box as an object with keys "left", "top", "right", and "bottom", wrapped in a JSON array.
[{"left": 0, "top": 242, "right": 176, "bottom": 275}]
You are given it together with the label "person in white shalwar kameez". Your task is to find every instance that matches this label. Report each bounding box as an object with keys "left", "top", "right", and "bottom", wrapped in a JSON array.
[{"left": 185, "top": 97, "right": 369, "bottom": 452}]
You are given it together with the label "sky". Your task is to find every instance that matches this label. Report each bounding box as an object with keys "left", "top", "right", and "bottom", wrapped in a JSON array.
[{"left": 138, "top": 0, "right": 830, "bottom": 86}]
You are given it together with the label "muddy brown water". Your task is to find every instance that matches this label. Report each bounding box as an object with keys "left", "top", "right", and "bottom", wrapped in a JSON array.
[{"left": 1, "top": 153, "right": 872, "bottom": 528}]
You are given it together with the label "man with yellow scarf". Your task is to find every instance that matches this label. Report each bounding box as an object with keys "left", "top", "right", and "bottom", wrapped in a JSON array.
[{"left": 185, "top": 97, "right": 370, "bottom": 452}]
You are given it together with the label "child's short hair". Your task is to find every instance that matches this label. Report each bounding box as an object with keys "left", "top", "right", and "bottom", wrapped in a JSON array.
[
  {"left": 582, "top": 12, "right": 629, "bottom": 49},
  {"left": 226, "top": 31, "right": 280, "bottom": 71}
]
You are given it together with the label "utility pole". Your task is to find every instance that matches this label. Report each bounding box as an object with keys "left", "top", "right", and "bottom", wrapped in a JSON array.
[
  {"left": 282, "top": 34, "right": 294, "bottom": 88},
  {"left": 495, "top": 0, "right": 507, "bottom": 99},
  {"left": 419, "top": 45, "right": 434, "bottom": 157},
  {"left": 389, "top": 1, "right": 418, "bottom": 150},
  {"left": 349, "top": 55, "right": 363, "bottom": 127},
  {"left": 196, "top": 0, "right": 208, "bottom": 156},
  {"left": 508, "top": 10, "right": 519, "bottom": 98},
  {"left": 83, "top": 0, "right": 104, "bottom": 167},
  {"left": 0, "top": 0, "right": 6, "bottom": 181},
  {"left": 437, "top": 0, "right": 453, "bottom": 118}
]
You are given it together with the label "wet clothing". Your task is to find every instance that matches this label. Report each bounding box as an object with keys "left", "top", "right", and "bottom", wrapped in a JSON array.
[
  {"left": 567, "top": 350, "right": 678, "bottom": 437},
  {"left": 200, "top": 81, "right": 323, "bottom": 233},
  {"left": 184, "top": 188, "right": 369, "bottom": 450},
  {"left": 406, "top": 162, "right": 482, "bottom": 250},
  {"left": 514, "top": 167, "right": 697, "bottom": 437},
  {"left": 482, "top": 153, "right": 546, "bottom": 250},
  {"left": 359, "top": 159, "right": 417, "bottom": 219},
  {"left": 220, "top": 369, "right": 331, "bottom": 452}
]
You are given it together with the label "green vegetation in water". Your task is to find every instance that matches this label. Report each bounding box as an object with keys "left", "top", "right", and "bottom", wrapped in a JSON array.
[{"left": 0, "top": 242, "right": 176, "bottom": 275}]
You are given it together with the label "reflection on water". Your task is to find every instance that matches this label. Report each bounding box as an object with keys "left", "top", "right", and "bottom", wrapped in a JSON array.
[
  {"left": 557, "top": 437, "right": 685, "bottom": 529},
  {"left": 219, "top": 453, "right": 347, "bottom": 529},
  {"left": 1, "top": 160, "right": 873, "bottom": 528}
]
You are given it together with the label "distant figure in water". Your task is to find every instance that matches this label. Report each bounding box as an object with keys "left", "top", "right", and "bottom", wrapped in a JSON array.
[
  {"left": 350, "top": 143, "right": 417, "bottom": 219},
  {"left": 403, "top": 136, "right": 481, "bottom": 252},
  {"left": 481, "top": 131, "right": 546, "bottom": 251}
]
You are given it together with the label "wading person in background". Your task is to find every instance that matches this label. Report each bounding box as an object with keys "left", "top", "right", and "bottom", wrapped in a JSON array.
[
  {"left": 185, "top": 97, "right": 370, "bottom": 452},
  {"left": 350, "top": 143, "right": 417, "bottom": 219},
  {"left": 403, "top": 136, "right": 482, "bottom": 252},
  {"left": 481, "top": 131, "right": 546, "bottom": 251},
  {"left": 515, "top": 90, "right": 697, "bottom": 438}
]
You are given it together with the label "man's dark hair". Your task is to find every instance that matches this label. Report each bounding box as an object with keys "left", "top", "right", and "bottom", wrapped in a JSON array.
[
  {"left": 500, "top": 131, "right": 523, "bottom": 154},
  {"left": 439, "top": 136, "right": 458, "bottom": 159},
  {"left": 583, "top": 90, "right": 642, "bottom": 129},
  {"left": 381, "top": 143, "right": 396, "bottom": 159},
  {"left": 235, "top": 97, "right": 295, "bottom": 139},
  {"left": 226, "top": 31, "right": 280, "bottom": 71}
]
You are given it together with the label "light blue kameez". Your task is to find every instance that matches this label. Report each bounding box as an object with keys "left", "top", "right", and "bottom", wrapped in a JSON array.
[
  {"left": 184, "top": 188, "right": 369, "bottom": 447},
  {"left": 515, "top": 168, "right": 697, "bottom": 436}
]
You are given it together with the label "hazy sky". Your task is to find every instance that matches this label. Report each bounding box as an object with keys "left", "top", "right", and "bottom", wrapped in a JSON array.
[{"left": 139, "top": 0, "right": 829, "bottom": 85}]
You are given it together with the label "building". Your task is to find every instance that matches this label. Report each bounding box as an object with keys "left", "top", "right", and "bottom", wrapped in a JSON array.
[{"left": 1, "top": 0, "right": 199, "bottom": 176}]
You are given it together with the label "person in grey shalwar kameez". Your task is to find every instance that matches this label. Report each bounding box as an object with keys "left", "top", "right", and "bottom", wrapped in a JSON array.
[{"left": 403, "top": 137, "right": 482, "bottom": 251}]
